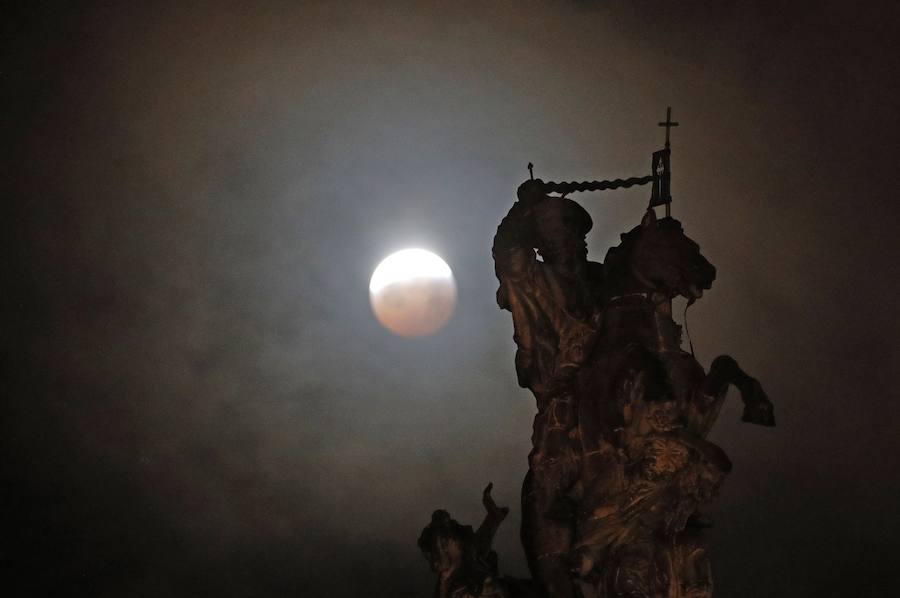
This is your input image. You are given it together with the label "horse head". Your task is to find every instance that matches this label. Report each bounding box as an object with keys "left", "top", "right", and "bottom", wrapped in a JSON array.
[{"left": 604, "top": 209, "right": 716, "bottom": 301}]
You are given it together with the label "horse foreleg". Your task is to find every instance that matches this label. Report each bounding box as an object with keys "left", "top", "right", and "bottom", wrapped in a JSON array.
[{"left": 701, "top": 355, "right": 775, "bottom": 428}]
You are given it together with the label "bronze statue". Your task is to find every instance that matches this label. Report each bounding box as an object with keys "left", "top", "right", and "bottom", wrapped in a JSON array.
[{"left": 422, "top": 111, "right": 774, "bottom": 597}]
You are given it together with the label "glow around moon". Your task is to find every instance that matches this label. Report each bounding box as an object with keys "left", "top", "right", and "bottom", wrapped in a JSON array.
[{"left": 369, "top": 248, "right": 457, "bottom": 337}]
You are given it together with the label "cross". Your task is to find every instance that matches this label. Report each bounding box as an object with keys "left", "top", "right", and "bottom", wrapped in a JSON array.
[{"left": 658, "top": 106, "right": 678, "bottom": 149}]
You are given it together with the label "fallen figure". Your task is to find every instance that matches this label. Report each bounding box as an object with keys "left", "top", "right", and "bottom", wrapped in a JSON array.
[{"left": 419, "top": 484, "right": 540, "bottom": 598}]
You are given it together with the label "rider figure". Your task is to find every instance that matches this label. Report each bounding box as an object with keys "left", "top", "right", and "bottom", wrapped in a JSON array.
[{"left": 492, "top": 180, "right": 604, "bottom": 598}]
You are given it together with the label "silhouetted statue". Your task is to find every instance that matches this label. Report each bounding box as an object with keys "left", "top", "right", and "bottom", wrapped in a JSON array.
[
  {"left": 489, "top": 187, "right": 774, "bottom": 597},
  {"left": 492, "top": 179, "right": 603, "bottom": 598},
  {"left": 418, "top": 484, "right": 539, "bottom": 598},
  {"left": 422, "top": 111, "right": 774, "bottom": 596}
]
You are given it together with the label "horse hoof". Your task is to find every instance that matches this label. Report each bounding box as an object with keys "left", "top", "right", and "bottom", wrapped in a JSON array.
[{"left": 741, "top": 401, "right": 775, "bottom": 427}]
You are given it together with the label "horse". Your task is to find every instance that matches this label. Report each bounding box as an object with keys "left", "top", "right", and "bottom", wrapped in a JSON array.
[{"left": 563, "top": 207, "right": 775, "bottom": 597}]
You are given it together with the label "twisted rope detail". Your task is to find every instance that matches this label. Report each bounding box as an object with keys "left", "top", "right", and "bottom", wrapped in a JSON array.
[{"left": 542, "top": 175, "right": 654, "bottom": 195}]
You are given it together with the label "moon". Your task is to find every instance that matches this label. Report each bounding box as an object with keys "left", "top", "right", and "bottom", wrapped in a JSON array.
[{"left": 369, "top": 248, "right": 457, "bottom": 337}]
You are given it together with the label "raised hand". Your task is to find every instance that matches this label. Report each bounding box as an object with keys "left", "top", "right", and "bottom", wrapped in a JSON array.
[{"left": 482, "top": 483, "right": 510, "bottom": 522}]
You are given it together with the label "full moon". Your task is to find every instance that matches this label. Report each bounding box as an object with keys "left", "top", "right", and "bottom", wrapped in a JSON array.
[{"left": 369, "top": 248, "right": 457, "bottom": 337}]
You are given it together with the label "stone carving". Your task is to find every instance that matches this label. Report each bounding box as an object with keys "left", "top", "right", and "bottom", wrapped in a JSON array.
[
  {"left": 488, "top": 179, "right": 775, "bottom": 597},
  {"left": 421, "top": 136, "right": 774, "bottom": 596},
  {"left": 418, "top": 484, "right": 539, "bottom": 598}
]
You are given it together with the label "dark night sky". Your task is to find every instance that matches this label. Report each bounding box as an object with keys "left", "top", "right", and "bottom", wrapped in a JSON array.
[{"left": 3, "top": 2, "right": 899, "bottom": 596}]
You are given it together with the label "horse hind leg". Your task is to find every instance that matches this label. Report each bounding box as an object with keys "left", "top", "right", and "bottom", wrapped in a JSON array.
[{"left": 701, "top": 355, "right": 775, "bottom": 428}]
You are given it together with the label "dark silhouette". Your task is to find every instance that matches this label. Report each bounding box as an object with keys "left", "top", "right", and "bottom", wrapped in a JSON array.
[
  {"left": 423, "top": 115, "right": 774, "bottom": 596},
  {"left": 489, "top": 183, "right": 774, "bottom": 596},
  {"left": 418, "top": 484, "right": 539, "bottom": 598}
]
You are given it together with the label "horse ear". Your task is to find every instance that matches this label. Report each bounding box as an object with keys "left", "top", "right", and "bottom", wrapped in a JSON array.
[{"left": 641, "top": 208, "right": 657, "bottom": 228}]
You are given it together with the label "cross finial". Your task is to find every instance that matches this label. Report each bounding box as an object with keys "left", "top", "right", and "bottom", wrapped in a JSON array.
[
  {"left": 658, "top": 106, "right": 679, "bottom": 149},
  {"left": 527, "top": 162, "right": 534, "bottom": 180}
]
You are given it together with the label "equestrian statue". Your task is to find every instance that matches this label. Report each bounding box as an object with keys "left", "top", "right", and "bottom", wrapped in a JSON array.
[{"left": 420, "top": 109, "right": 775, "bottom": 598}]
